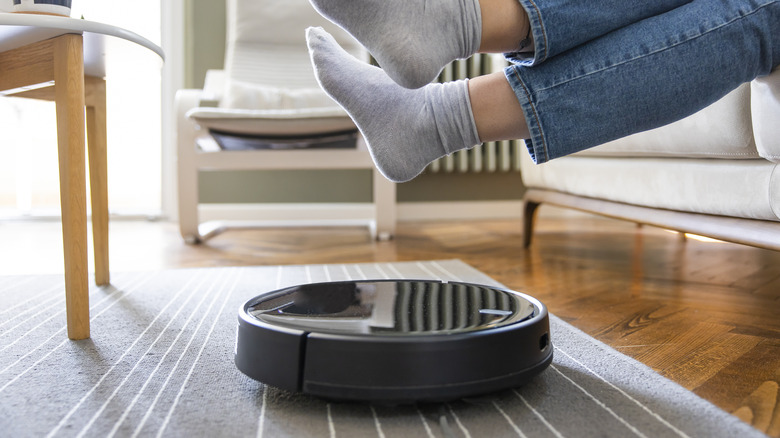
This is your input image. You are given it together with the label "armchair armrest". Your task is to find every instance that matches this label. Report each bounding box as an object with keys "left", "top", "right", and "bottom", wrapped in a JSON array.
[{"left": 752, "top": 66, "right": 780, "bottom": 163}]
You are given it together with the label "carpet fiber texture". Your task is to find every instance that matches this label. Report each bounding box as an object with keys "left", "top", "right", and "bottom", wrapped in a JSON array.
[{"left": 0, "top": 260, "right": 765, "bottom": 437}]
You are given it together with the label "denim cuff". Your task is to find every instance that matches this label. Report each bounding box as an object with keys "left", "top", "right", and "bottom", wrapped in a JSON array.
[
  {"left": 503, "top": 64, "right": 549, "bottom": 164},
  {"left": 507, "top": 0, "right": 698, "bottom": 68}
]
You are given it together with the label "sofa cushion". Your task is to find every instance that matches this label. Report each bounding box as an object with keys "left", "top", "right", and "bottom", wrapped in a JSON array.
[
  {"left": 575, "top": 83, "right": 758, "bottom": 160},
  {"left": 752, "top": 67, "right": 780, "bottom": 163},
  {"left": 520, "top": 156, "right": 780, "bottom": 222}
]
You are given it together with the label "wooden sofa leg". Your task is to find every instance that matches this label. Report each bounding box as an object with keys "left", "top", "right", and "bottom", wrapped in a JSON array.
[{"left": 522, "top": 198, "right": 541, "bottom": 248}]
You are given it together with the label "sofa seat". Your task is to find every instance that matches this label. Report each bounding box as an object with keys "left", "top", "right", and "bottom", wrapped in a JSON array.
[
  {"left": 522, "top": 157, "right": 779, "bottom": 221},
  {"left": 521, "top": 68, "right": 780, "bottom": 250}
]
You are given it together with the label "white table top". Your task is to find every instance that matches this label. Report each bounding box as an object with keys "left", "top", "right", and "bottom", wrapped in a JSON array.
[{"left": 0, "top": 13, "right": 163, "bottom": 77}]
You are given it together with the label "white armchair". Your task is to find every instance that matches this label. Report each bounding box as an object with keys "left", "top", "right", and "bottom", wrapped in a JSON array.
[{"left": 175, "top": 0, "right": 396, "bottom": 243}]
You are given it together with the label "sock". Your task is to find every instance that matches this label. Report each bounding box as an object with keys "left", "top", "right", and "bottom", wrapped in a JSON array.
[
  {"left": 307, "top": 27, "right": 481, "bottom": 183},
  {"left": 308, "top": 0, "right": 482, "bottom": 89}
]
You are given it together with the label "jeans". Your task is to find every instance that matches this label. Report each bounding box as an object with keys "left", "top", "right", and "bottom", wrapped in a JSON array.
[{"left": 505, "top": 0, "right": 780, "bottom": 164}]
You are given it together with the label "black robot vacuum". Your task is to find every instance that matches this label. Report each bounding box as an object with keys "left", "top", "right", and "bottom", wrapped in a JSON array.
[{"left": 235, "top": 279, "right": 552, "bottom": 403}]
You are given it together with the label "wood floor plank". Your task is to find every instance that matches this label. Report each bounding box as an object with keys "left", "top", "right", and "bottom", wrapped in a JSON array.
[
  {"left": 627, "top": 319, "right": 732, "bottom": 367},
  {"left": 753, "top": 275, "right": 780, "bottom": 298},
  {"left": 662, "top": 331, "right": 762, "bottom": 389},
  {"left": 697, "top": 339, "right": 780, "bottom": 408},
  {"left": 733, "top": 381, "right": 779, "bottom": 433}
]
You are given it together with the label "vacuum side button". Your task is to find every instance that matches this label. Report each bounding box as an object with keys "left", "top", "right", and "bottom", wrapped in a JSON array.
[{"left": 479, "top": 309, "right": 513, "bottom": 316}]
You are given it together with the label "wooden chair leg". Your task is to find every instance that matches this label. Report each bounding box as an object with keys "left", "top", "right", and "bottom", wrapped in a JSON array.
[
  {"left": 175, "top": 90, "right": 205, "bottom": 244},
  {"left": 176, "top": 141, "right": 201, "bottom": 244},
  {"left": 86, "top": 76, "right": 110, "bottom": 286},
  {"left": 54, "top": 34, "right": 90, "bottom": 340},
  {"left": 522, "top": 198, "right": 541, "bottom": 249}
]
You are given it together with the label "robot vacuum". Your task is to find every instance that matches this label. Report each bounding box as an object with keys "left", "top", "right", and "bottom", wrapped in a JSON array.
[{"left": 235, "top": 280, "right": 552, "bottom": 403}]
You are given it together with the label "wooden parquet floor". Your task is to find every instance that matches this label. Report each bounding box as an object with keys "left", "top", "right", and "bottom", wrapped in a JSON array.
[{"left": 2, "top": 215, "right": 779, "bottom": 435}]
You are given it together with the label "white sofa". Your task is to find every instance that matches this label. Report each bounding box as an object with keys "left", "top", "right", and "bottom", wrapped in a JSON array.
[{"left": 521, "top": 68, "right": 780, "bottom": 250}]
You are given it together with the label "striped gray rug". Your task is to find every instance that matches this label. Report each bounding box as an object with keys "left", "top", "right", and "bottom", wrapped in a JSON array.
[{"left": 0, "top": 260, "right": 763, "bottom": 438}]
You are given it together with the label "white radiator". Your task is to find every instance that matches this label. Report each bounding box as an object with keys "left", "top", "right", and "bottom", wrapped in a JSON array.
[{"left": 428, "top": 54, "right": 524, "bottom": 174}]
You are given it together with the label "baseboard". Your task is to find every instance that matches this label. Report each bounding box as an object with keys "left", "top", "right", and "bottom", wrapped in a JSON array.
[
  {"left": 198, "top": 201, "right": 525, "bottom": 224},
  {"left": 198, "top": 203, "right": 375, "bottom": 227},
  {"left": 397, "top": 201, "right": 523, "bottom": 221}
]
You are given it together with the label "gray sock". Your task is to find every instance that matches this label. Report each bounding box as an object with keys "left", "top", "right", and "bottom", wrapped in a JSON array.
[
  {"left": 307, "top": 27, "right": 481, "bottom": 183},
  {"left": 308, "top": 0, "right": 482, "bottom": 89}
]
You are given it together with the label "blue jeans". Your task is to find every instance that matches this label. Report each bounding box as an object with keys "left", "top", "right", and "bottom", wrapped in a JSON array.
[{"left": 505, "top": 0, "right": 780, "bottom": 164}]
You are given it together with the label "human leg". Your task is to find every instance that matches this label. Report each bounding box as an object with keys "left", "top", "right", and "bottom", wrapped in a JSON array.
[
  {"left": 308, "top": 0, "right": 696, "bottom": 88},
  {"left": 307, "top": 0, "right": 530, "bottom": 88},
  {"left": 508, "top": 0, "right": 780, "bottom": 163},
  {"left": 308, "top": 25, "right": 526, "bottom": 181},
  {"left": 308, "top": 0, "right": 483, "bottom": 89},
  {"left": 308, "top": 0, "right": 779, "bottom": 181},
  {"left": 512, "top": 0, "right": 694, "bottom": 65},
  {"left": 469, "top": 72, "right": 529, "bottom": 142},
  {"left": 478, "top": 0, "right": 531, "bottom": 53},
  {"left": 307, "top": 27, "right": 480, "bottom": 183}
]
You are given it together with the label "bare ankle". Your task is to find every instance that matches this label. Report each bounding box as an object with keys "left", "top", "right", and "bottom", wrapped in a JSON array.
[
  {"left": 468, "top": 72, "right": 529, "bottom": 141},
  {"left": 478, "top": 0, "right": 531, "bottom": 53}
]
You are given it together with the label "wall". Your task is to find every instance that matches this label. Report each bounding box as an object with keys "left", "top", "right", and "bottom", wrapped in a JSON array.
[
  {"left": 184, "top": 0, "right": 226, "bottom": 90},
  {"left": 185, "top": 0, "right": 525, "bottom": 205}
]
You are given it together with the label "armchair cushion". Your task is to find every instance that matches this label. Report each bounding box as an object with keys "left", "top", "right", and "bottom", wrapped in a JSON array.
[
  {"left": 186, "top": 107, "right": 355, "bottom": 136},
  {"left": 185, "top": 0, "right": 366, "bottom": 138},
  {"left": 220, "top": 80, "right": 337, "bottom": 111}
]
